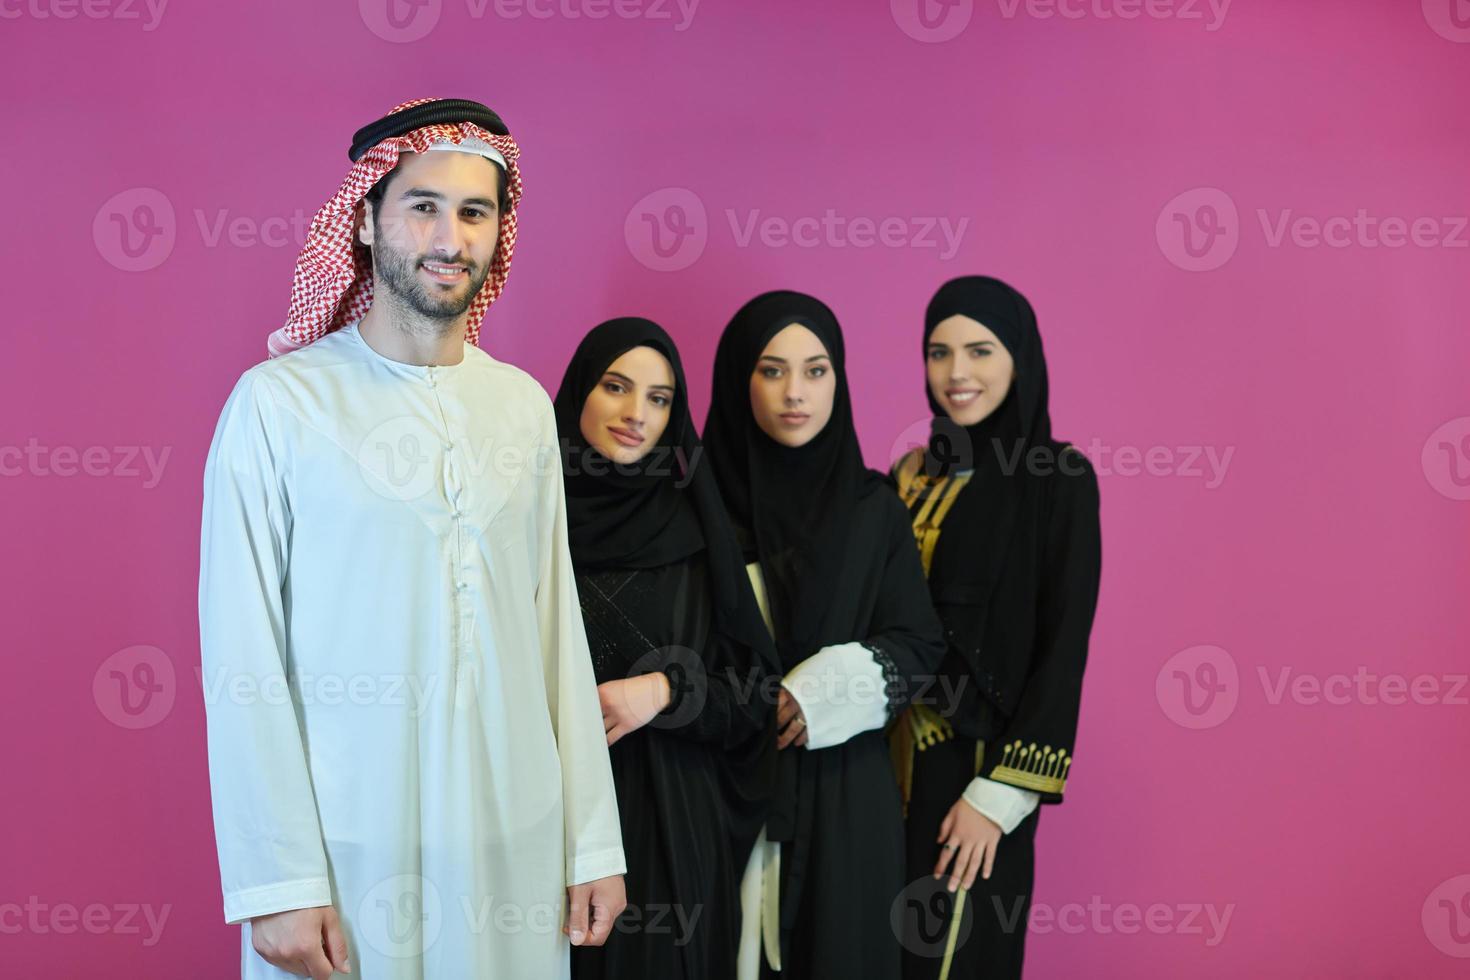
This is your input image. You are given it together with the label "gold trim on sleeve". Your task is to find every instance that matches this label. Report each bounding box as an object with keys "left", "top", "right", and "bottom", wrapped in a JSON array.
[{"left": 989, "top": 740, "right": 1072, "bottom": 795}]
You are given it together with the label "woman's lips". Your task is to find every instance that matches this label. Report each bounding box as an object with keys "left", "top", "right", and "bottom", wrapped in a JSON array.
[
  {"left": 946, "top": 389, "right": 982, "bottom": 406},
  {"left": 778, "top": 412, "right": 811, "bottom": 426},
  {"left": 608, "top": 425, "right": 644, "bottom": 447}
]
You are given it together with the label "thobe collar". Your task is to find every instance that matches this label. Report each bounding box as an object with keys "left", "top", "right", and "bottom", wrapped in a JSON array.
[{"left": 344, "top": 319, "right": 474, "bottom": 380}]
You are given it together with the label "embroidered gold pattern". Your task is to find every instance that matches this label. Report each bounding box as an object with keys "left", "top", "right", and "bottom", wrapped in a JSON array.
[
  {"left": 906, "top": 701, "right": 954, "bottom": 749},
  {"left": 991, "top": 740, "right": 1072, "bottom": 795},
  {"left": 895, "top": 451, "right": 971, "bottom": 577}
]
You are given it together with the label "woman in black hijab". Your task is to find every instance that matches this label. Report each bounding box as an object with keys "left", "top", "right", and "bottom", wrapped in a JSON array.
[
  {"left": 702, "top": 291, "right": 945, "bottom": 980},
  {"left": 556, "top": 317, "right": 780, "bottom": 980},
  {"left": 890, "top": 277, "right": 1102, "bottom": 979}
]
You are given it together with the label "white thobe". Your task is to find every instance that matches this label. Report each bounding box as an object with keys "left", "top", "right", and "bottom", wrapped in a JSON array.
[{"left": 199, "top": 321, "right": 625, "bottom": 979}]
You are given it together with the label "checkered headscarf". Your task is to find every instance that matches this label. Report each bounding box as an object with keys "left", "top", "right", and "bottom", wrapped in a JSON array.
[{"left": 267, "top": 98, "right": 524, "bottom": 358}]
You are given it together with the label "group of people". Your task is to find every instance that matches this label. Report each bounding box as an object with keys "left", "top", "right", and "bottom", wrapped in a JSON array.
[{"left": 200, "top": 99, "right": 1101, "bottom": 980}]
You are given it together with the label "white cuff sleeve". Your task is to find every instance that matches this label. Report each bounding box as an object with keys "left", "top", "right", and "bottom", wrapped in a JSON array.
[
  {"left": 961, "top": 777, "right": 1040, "bottom": 835},
  {"left": 781, "top": 641, "right": 888, "bottom": 750}
]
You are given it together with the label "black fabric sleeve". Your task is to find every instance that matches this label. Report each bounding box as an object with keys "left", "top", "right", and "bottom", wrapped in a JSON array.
[
  {"left": 653, "top": 630, "right": 772, "bottom": 749},
  {"left": 982, "top": 452, "right": 1101, "bottom": 803},
  {"left": 863, "top": 492, "right": 947, "bottom": 722},
  {"left": 640, "top": 560, "right": 774, "bottom": 749}
]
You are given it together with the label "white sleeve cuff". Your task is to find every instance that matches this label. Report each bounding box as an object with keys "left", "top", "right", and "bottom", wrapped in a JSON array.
[
  {"left": 781, "top": 641, "right": 889, "bottom": 750},
  {"left": 961, "top": 777, "right": 1040, "bottom": 835},
  {"left": 222, "top": 877, "right": 333, "bottom": 925},
  {"left": 568, "top": 847, "right": 628, "bottom": 887}
]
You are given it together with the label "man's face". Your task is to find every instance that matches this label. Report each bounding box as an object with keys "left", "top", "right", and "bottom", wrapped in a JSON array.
[{"left": 359, "top": 150, "right": 502, "bottom": 321}]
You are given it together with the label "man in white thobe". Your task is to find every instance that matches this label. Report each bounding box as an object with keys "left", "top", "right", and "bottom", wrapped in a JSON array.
[{"left": 200, "top": 99, "right": 626, "bottom": 979}]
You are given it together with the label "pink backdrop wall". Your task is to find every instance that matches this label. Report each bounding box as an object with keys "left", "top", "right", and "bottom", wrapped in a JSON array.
[{"left": 3, "top": 0, "right": 1468, "bottom": 975}]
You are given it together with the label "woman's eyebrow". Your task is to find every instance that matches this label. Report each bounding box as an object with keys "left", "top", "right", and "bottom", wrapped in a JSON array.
[{"left": 604, "top": 370, "right": 675, "bottom": 393}]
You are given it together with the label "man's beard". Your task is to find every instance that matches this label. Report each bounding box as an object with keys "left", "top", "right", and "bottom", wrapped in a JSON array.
[{"left": 372, "top": 241, "right": 492, "bottom": 322}]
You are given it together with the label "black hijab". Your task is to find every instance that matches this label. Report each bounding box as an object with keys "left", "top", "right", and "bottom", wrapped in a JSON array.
[
  {"left": 920, "top": 276, "right": 1064, "bottom": 712},
  {"left": 554, "top": 316, "right": 780, "bottom": 671},
  {"left": 553, "top": 317, "right": 705, "bottom": 571},
  {"left": 702, "top": 291, "right": 881, "bottom": 668}
]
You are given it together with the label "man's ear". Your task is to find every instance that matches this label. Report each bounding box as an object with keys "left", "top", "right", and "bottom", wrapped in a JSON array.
[{"left": 355, "top": 201, "right": 373, "bottom": 248}]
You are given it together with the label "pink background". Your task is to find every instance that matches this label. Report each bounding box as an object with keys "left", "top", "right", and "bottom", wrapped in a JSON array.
[{"left": 3, "top": 0, "right": 1468, "bottom": 975}]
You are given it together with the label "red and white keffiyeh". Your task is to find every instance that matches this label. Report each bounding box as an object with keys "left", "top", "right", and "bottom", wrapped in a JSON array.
[{"left": 267, "top": 98, "right": 524, "bottom": 358}]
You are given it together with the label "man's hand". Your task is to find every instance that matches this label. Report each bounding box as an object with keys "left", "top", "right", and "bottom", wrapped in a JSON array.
[
  {"left": 598, "top": 673, "right": 671, "bottom": 746},
  {"left": 776, "top": 686, "right": 809, "bottom": 749},
  {"left": 933, "top": 796, "right": 1003, "bottom": 893},
  {"left": 249, "top": 905, "right": 350, "bottom": 978},
  {"left": 565, "top": 874, "right": 627, "bottom": 947}
]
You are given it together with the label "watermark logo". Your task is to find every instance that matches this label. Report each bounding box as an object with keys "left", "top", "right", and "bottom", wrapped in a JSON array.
[
  {"left": 0, "top": 439, "right": 171, "bottom": 488},
  {"left": 1423, "top": 874, "right": 1470, "bottom": 957},
  {"left": 1422, "top": 417, "right": 1470, "bottom": 501},
  {"left": 727, "top": 208, "right": 968, "bottom": 260},
  {"left": 995, "top": 0, "right": 1231, "bottom": 31},
  {"left": 361, "top": 0, "right": 697, "bottom": 41},
  {"left": 1161, "top": 649, "right": 1468, "bottom": 729},
  {"left": 0, "top": 898, "right": 171, "bottom": 946},
  {"left": 1422, "top": 0, "right": 1470, "bottom": 43},
  {"left": 624, "top": 646, "right": 709, "bottom": 731},
  {"left": 625, "top": 188, "right": 969, "bottom": 270},
  {"left": 1156, "top": 645, "right": 1238, "bottom": 730},
  {"left": 359, "top": 874, "right": 443, "bottom": 959},
  {"left": 1156, "top": 187, "right": 1239, "bottom": 272},
  {"left": 1159, "top": 187, "right": 1468, "bottom": 271},
  {"left": 891, "top": 0, "right": 974, "bottom": 43},
  {"left": 94, "top": 188, "right": 175, "bottom": 272},
  {"left": 360, "top": 0, "right": 442, "bottom": 41},
  {"left": 93, "top": 645, "right": 176, "bottom": 729},
  {"left": 0, "top": 0, "right": 168, "bottom": 30},
  {"left": 357, "top": 416, "right": 444, "bottom": 502},
  {"left": 891, "top": 876, "right": 973, "bottom": 958},
  {"left": 625, "top": 188, "right": 707, "bottom": 272},
  {"left": 1018, "top": 896, "right": 1233, "bottom": 945}
]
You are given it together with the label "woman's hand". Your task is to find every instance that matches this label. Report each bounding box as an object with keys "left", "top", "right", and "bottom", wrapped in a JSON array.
[
  {"left": 933, "top": 796, "right": 1002, "bottom": 893},
  {"left": 776, "top": 686, "right": 809, "bottom": 749},
  {"left": 598, "top": 673, "right": 672, "bottom": 745}
]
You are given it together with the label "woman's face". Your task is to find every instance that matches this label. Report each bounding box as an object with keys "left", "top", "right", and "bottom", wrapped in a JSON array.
[
  {"left": 579, "top": 345, "right": 676, "bottom": 465},
  {"left": 748, "top": 323, "right": 836, "bottom": 448},
  {"left": 925, "top": 314, "right": 1015, "bottom": 426}
]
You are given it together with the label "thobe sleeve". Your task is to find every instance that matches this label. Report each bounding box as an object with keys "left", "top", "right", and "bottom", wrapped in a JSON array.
[
  {"left": 782, "top": 493, "right": 947, "bottom": 750},
  {"left": 534, "top": 409, "right": 627, "bottom": 887},
  {"left": 981, "top": 452, "right": 1101, "bottom": 803},
  {"left": 199, "top": 370, "right": 333, "bottom": 925}
]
